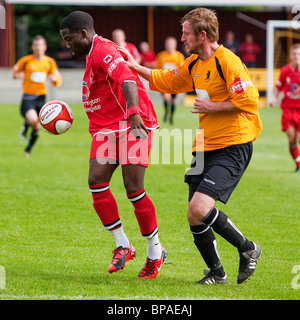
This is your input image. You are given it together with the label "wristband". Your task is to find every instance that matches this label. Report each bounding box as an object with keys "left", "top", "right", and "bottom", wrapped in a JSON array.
[{"left": 128, "top": 106, "right": 140, "bottom": 117}]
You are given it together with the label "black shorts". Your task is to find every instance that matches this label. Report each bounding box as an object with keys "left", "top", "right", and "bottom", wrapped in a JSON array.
[
  {"left": 185, "top": 142, "right": 253, "bottom": 204},
  {"left": 20, "top": 94, "right": 46, "bottom": 118}
]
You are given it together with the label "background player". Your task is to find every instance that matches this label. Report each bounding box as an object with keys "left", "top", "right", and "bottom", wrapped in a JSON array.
[
  {"left": 156, "top": 36, "right": 185, "bottom": 124},
  {"left": 12, "top": 35, "right": 62, "bottom": 157},
  {"left": 60, "top": 11, "right": 166, "bottom": 279},
  {"left": 112, "top": 28, "right": 141, "bottom": 64},
  {"left": 120, "top": 7, "right": 262, "bottom": 285},
  {"left": 271, "top": 43, "right": 300, "bottom": 172}
]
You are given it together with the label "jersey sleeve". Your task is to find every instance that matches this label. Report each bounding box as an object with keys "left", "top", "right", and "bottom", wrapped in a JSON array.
[
  {"left": 48, "top": 57, "right": 62, "bottom": 87},
  {"left": 94, "top": 42, "right": 137, "bottom": 85},
  {"left": 149, "top": 56, "right": 194, "bottom": 94},
  {"left": 275, "top": 67, "right": 285, "bottom": 91},
  {"left": 222, "top": 54, "right": 259, "bottom": 113},
  {"left": 12, "top": 55, "right": 29, "bottom": 73}
]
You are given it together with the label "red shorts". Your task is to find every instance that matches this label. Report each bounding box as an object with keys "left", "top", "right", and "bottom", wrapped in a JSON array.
[
  {"left": 281, "top": 107, "right": 300, "bottom": 132},
  {"left": 89, "top": 129, "right": 153, "bottom": 167}
]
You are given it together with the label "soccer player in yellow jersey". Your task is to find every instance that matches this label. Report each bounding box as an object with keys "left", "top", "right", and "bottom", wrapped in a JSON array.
[
  {"left": 13, "top": 35, "right": 62, "bottom": 157},
  {"left": 120, "top": 8, "right": 262, "bottom": 285},
  {"left": 156, "top": 37, "right": 185, "bottom": 124}
]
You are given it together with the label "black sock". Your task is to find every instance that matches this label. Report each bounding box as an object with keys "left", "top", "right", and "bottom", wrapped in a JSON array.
[
  {"left": 190, "top": 224, "right": 225, "bottom": 276},
  {"left": 201, "top": 208, "right": 254, "bottom": 253},
  {"left": 170, "top": 103, "right": 175, "bottom": 124},
  {"left": 163, "top": 102, "right": 168, "bottom": 121},
  {"left": 25, "top": 129, "right": 39, "bottom": 153}
]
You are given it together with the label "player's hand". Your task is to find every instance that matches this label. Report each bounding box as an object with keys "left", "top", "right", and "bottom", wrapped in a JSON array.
[
  {"left": 118, "top": 46, "right": 138, "bottom": 70},
  {"left": 129, "top": 114, "right": 149, "bottom": 140},
  {"left": 269, "top": 98, "right": 277, "bottom": 107},
  {"left": 192, "top": 98, "right": 214, "bottom": 113}
]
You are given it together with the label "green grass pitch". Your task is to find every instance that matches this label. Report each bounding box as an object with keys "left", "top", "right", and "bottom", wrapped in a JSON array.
[{"left": 0, "top": 103, "right": 299, "bottom": 300}]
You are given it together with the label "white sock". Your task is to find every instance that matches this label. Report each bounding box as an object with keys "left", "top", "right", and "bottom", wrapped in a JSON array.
[
  {"left": 110, "top": 226, "right": 130, "bottom": 248},
  {"left": 146, "top": 234, "right": 162, "bottom": 260}
]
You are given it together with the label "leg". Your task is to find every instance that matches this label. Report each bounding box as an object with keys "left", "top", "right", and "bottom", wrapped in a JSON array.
[
  {"left": 122, "top": 164, "right": 159, "bottom": 242},
  {"left": 89, "top": 158, "right": 135, "bottom": 273},
  {"left": 286, "top": 127, "right": 300, "bottom": 170},
  {"left": 163, "top": 93, "right": 170, "bottom": 122},
  {"left": 123, "top": 164, "right": 166, "bottom": 278},
  {"left": 24, "top": 109, "right": 40, "bottom": 155},
  {"left": 189, "top": 191, "right": 253, "bottom": 252},
  {"left": 88, "top": 158, "right": 122, "bottom": 234},
  {"left": 187, "top": 189, "right": 226, "bottom": 283},
  {"left": 169, "top": 94, "right": 176, "bottom": 124}
]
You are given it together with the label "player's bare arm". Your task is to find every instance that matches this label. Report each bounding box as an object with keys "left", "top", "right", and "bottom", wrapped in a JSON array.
[
  {"left": 192, "top": 98, "right": 239, "bottom": 113},
  {"left": 121, "top": 81, "right": 149, "bottom": 139},
  {"left": 119, "top": 46, "right": 151, "bottom": 81},
  {"left": 12, "top": 66, "right": 24, "bottom": 79}
]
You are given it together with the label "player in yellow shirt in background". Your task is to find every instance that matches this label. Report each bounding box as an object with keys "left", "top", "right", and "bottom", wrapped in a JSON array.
[
  {"left": 13, "top": 35, "right": 62, "bottom": 157},
  {"left": 156, "top": 37, "right": 185, "bottom": 124},
  {"left": 120, "top": 8, "right": 262, "bottom": 285}
]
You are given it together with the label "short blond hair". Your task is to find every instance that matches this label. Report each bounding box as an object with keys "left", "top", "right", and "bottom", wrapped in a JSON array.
[
  {"left": 291, "top": 43, "right": 300, "bottom": 51},
  {"left": 180, "top": 8, "right": 219, "bottom": 42}
]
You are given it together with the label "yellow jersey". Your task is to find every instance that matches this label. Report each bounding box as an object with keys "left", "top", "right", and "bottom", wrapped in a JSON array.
[
  {"left": 150, "top": 45, "right": 262, "bottom": 152},
  {"left": 156, "top": 50, "right": 185, "bottom": 70},
  {"left": 13, "top": 54, "right": 62, "bottom": 95}
]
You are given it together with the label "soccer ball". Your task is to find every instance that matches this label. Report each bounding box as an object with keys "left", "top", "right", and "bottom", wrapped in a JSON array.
[{"left": 39, "top": 100, "right": 74, "bottom": 135}]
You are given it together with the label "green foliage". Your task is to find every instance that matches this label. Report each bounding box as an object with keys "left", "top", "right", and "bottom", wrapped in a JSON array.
[{"left": 14, "top": 5, "right": 78, "bottom": 55}]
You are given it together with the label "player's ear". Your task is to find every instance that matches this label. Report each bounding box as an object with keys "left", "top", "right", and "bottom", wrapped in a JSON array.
[{"left": 80, "top": 29, "right": 89, "bottom": 40}]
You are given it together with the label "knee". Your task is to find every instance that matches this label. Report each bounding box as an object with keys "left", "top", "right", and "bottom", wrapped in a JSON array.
[
  {"left": 123, "top": 178, "right": 143, "bottom": 195},
  {"left": 187, "top": 198, "right": 212, "bottom": 225}
]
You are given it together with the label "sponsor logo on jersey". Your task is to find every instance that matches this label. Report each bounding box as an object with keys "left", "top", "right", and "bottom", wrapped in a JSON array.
[
  {"left": 230, "top": 77, "right": 252, "bottom": 94},
  {"left": 172, "top": 68, "right": 179, "bottom": 76},
  {"left": 108, "top": 58, "right": 123, "bottom": 76},
  {"left": 82, "top": 81, "right": 90, "bottom": 101}
]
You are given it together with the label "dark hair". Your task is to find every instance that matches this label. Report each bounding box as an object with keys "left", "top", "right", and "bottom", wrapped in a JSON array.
[{"left": 60, "top": 11, "right": 94, "bottom": 33}]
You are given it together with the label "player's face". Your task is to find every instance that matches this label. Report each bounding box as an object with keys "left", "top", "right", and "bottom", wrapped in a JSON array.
[
  {"left": 291, "top": 48, "right": 300, "bottom": 66},
  {"left": 181, "top": 21, "right": 202, "bottom": 55},
  {"left": 60, "top": 28, "right": 88, "bottom": 57},
  {"left": 32, "top": 39, "right": 47, "bottom": 56}
]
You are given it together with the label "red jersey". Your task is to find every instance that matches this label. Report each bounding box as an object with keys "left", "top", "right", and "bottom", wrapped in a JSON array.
[
  {"left": 276, "top": 64, "right": 300, "bottom": 109},
  {"left": 125, "top": 42, "right": 140, "bottom": 60},
  {"left": 83, "top": 35, "right": 158, "bottom": 136},
  {"left": 239, "top": 42, "right": 260, "bottom": 64}
]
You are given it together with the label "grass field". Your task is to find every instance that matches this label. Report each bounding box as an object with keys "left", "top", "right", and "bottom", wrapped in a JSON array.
[{"left": 0, "top": 102, "right": 299, "bottom": 301}]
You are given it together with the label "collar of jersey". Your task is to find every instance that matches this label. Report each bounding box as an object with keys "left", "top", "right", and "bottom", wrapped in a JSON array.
[{"left": 88, "top": 34, "right": 98, "bottom": 57}]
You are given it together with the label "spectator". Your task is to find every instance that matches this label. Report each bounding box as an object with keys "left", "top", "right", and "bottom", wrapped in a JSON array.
[
  {"left": 156, "top": 36, "right": 185, "bottom": 124},
  {"left": 222, "top": 30, "right": 239, "bottom": 55},
  {"left": 112, "top": 28, "right": 141, "bottom": 63},
  {"left": 139, "top": 41, "right": 156, "bottom": 68},
  {"left": 239, "top": 33, "right": 260, "bottom": 68}
]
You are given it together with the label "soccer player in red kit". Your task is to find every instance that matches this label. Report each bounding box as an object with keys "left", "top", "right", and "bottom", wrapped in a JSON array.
[
  {"left": 271, "top": 43, "right": 300, "bottom": 172},
  {"left": 60, "top": 11, "right": 166, "bottom": 278}
]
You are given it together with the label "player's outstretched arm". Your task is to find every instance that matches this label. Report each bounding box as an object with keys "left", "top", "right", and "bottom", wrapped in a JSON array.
[{"left": 119, "top": 46, "right": 151, "bottom": 81}]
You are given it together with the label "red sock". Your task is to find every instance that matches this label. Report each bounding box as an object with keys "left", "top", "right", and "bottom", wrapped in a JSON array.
[
  {"left": 127, "top": 189, "right": 158, "bottom": 238},
  {"left": 289, "top": 145, "right": 300, "bottom": 168},
  {"left": 90, "top": 183, "right": 121, "bottom": 231}
]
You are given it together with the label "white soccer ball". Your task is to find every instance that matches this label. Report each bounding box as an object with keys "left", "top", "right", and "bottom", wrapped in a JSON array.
[{"left": 39, "top": 100, "right": 74, "bottom": 135}]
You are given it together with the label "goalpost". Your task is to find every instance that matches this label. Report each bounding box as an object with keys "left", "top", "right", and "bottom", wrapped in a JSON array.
[{"left": 266, "top": 19, "right": 300, "bottom": 104}]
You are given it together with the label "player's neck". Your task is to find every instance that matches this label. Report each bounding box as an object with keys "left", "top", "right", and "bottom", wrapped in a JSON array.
[
  {"left": 33, "top": 52, "right": 45, "bottom": 60},
  {"left": 292, "top": 62, "right": 300, "bottom": 70},
  {"left": 198, "top": 42, "right": 219, "bottom": 61}
]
